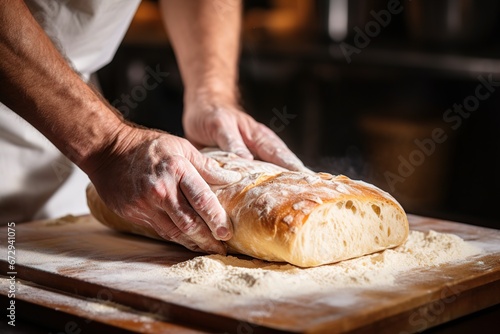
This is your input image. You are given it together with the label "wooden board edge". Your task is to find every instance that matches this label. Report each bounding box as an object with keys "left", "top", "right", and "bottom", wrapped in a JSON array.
[
  {"left": 307, "top": 273, "right": 500, "bottom": 333},
  {"left": 0, "top": 261, "right": 290, "bottom": 334},
  {"left": 0, "top": 292, "right": 137, "bottom": 334},
  {"left": 1, "top": 275, "right": 214, "bottom": 334}
]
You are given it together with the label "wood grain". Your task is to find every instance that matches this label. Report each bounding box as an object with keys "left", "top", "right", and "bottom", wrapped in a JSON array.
[
  {"left": 1, "top": 214, "right": 499, "bottom": 333},
  {"left": 0, "top": 277, "right": 209, "bottom": 333}
]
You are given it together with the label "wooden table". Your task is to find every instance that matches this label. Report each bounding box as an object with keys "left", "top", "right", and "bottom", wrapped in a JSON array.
[{"left": 1, "top": 214, "right": 499, "bottom": 333}]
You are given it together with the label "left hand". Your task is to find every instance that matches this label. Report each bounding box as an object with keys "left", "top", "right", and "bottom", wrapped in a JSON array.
[
  {"left": 183, "top": 95, "right": 307, "bottom": 172},
  {"left": 87, "top": 125, "right": 242, "bottom": 254}
]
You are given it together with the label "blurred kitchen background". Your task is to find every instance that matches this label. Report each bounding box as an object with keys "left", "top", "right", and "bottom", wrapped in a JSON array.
[{"left": 96, "top": 0, "right": 500, "bottom": 229}]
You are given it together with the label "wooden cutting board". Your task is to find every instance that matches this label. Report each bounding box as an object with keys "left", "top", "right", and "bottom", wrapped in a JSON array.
[
  {"left": 1, "top": 214, "right": 499, "bottom": 333},
  {"left": 0, "top": 276, "right": 209, "bottom": 333}
]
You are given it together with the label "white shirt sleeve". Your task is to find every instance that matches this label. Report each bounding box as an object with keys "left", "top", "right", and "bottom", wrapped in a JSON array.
[{"left": 0, "top": 0, "right": 141, "bottom": 223}]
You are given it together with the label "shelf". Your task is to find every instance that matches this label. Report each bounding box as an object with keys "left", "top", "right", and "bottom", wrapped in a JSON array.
[{"left": 242, "top": 37, "right": 500, "bottom": 79}]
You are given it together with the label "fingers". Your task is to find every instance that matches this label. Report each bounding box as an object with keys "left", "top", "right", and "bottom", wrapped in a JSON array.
[
  {"left": 243, "top": 123, "right": 308, "bottom": 172},
  {"left": 265, "top": 147, "right": 307, "bottom": 172},
  {"left": 215, "top": 124, "right": 254, "bottom": 160},
  {"left": 93, "top": 129, "right": 235, "bottom": 256},
  {"left": 123, "top": 198, "right": 217, "bottom": 253},
  {"left": 160, "top": 209, "right": 226, "bottom": 255},
  {"left": 186, "top": 148, "right": 242, "bottom": 185},
  {"left": 147, "top": 210, "right": 213, "bottom": 254},
  {"left": 203, "top": 114, "right": 306, "bottom": 172},
  {"left": 150, "top": 156, "right": 232, "bottom": 254},
  {"left": 178, "top": 162, "right": 233, "bottom": 241},
  {"left": 209, "top": 111, "right": 307, "bottom": 172}
]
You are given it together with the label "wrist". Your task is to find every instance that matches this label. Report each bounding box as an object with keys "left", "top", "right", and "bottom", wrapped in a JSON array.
[
  {"left": 76, "top": 109, "right": 132, "bottom": 177},
  {"left": 185, "top": 85, "right": 240, "bottom": 112}
]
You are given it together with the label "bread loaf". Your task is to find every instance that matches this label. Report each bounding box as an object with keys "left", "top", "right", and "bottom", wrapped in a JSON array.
[{"left": 86, "top": 150, "right": 409, "bottom": 267}]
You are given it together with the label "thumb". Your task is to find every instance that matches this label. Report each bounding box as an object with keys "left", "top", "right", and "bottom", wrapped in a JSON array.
[{"left": 188, "top": 149, "right": 242, "bottom": 185}]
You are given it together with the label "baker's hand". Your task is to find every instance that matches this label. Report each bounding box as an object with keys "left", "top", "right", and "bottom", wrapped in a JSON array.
[
  {"left": 87, "top": 126, "right": 241, "bottom": 254},
  {"left": 183, "top": 95, "right": 307, "bottom": 171}
]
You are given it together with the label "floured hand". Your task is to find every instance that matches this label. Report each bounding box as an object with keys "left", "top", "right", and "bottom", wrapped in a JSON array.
[
  {"left": 87, "top": 126, "right": 241, "bottom": 254},
  {"left": 183, "top": 96, "right": 308, "bottom": 172}
]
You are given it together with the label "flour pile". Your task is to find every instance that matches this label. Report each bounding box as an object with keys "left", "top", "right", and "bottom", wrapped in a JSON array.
[{"left": 165, "top": 230, "right": 481, "bottom": 298}]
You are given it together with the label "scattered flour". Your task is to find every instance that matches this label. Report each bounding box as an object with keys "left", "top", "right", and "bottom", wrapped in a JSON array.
[
  {"left": 79, "top": 300, "right": 124, "bottom": 315},
  {"left": 0, "top": 278, "right": 156, "bottom": 323},
  {"left": 165, "top": 230, "right": 482, "bottom": 298},
  {"left": 44, "top": 214, "right": 80, "bottom": 226},
  {"left": 78, "top": 300, "right": 155, "bottom": 323}
]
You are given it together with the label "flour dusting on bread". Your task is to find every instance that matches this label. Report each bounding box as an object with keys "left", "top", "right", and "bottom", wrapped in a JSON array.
[{"left": 87, "top": 149, "right": 410, "bottom": 267}]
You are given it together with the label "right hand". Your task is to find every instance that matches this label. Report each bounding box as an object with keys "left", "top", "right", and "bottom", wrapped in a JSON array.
[
  {"left": 183, "top": 95, "right": 308, "bottom": 172},
  {"left": 87, "top": 125, "right": 241, "bottom": 254}
]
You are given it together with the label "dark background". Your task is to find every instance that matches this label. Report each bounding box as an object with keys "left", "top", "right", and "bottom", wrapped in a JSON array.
[{"left": 97, "top": 0, "right": 500, "bottom": 229}]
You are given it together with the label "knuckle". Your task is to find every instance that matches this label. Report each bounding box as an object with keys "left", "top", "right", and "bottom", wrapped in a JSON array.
[
  {"left": 213, "top": 123, "right": 232, "bottom": 141},
  {"left": 176, "top": 215, "right": 201, "bottom": 235},
  {"left": 204, "top": 157, "right": 220, "bottom": 171},
  {"left": 252, "top": 123, "right": 286, "bottom": 151},
  {"left": 206, "top": 108, "right": 236, "bottom": 129},
  {"left": 164, "top": 154, "right": 184, "bottom": 169},
  {"left": 256, "top": 123, "right": 278, "bottom": 140},
  {"left": 208, "top": 111, "right": 226, "bottom": 127},
  {"left": 150, "top": 216, "right": 184, "bottom": 243},
  {"left": 136, "top": 178, "right": 171, "bottom": 206},
  {"left": 151, "top": 182, "right": 167, "bottom": 200},
  {"left": 116, "top": 199, "right": 144, "bottom": 219},
  {"left": 159, "top": 189, "right": 177, "bottom": 209},
  {"left": 190, "top": 188, "right": 216, "bottom": 209},
  {"left": 253, "top": 133, "right": 270, "bottom": 150},
  {"left": 268, "top": 145, "right": 284, "bottom": 156},
  {"left": 175, "top": 136, "right": 191, "bottom": 149},
  {"left": 160, "top": 225, "right": 182, "bottom": 241}
]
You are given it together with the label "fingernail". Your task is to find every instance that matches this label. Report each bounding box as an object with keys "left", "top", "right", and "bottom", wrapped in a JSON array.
[{"left": 216, "top": 226, "right": 230, "bottom": 240}]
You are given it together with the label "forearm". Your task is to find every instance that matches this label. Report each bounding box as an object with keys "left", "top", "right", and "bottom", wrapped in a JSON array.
[
  {"left": 159, "top": 0, "right": 242, "bottom": 103},
  {"left": 0, "top": 0, "right": 127, "bottom": 174}
]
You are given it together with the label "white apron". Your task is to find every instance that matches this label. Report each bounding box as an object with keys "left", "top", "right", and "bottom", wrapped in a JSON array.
[{"left": 0, "top": 0, "right": 140, "bottom": 223}]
